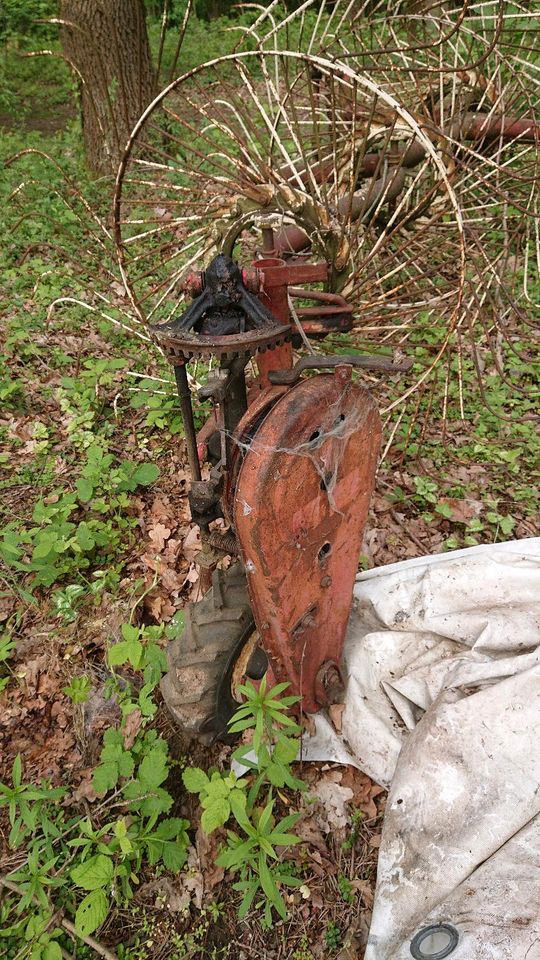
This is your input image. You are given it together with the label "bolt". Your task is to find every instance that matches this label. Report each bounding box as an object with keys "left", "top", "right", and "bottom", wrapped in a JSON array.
[{"left": 320, "top": 575, "right": 332, "bottom": 588}]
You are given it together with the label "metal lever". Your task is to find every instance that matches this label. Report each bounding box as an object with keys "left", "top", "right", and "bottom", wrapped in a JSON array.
[{"left": 267, "top": 354, "right": 413, "bottom": 385}]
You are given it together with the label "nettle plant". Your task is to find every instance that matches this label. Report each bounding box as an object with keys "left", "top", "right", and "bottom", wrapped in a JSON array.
[{"left": 183, "top": 678, "right": 306, "bottom": 927}]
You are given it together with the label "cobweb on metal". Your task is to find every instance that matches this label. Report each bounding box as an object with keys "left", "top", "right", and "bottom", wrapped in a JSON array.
[{"left": 230, "top": 381, "right": 373, "bottom": 516}]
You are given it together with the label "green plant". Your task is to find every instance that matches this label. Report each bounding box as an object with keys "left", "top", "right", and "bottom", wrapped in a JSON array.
[
  {"left": 324, "top": 921, "right": 342, "bottom": 951},
  {"left": 292, "top": 936, "right": 315, "bottom": 960},
  {"left": 341, "top": 807, "right": 364, "bottom": 853},
  {"left": 68, "top": 813, "right": 189, "bottom": 936},
  {"left": 0, "top": 631, "right": 16, "bottom": 692},
  {"left": 338, "top": 873, "right": 354, "bottom": 904},
  {"left": 0, "top": 447, "right": 160, "bottom": 590},
  {"left": 0, "top": 619, "right": 189, "bottom": 949},
  {"left": 52, "top": 584, "right": 85, "bottom": 622},
  {"left": 183, "top": 678, "right": 305, "bottom": 927},
  {"left": 62, "top": 675, "right": 91, "bottom": 704}
]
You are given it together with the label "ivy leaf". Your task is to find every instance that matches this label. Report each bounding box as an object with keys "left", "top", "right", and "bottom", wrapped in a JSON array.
[
  {"left": 76, "top": 478, "right": 93, "bottom": 502},
  {"left": 273, "top": 735, "right": 299, "bottom": 765},
  {"left": 76, "top": 522, "right": 95, "bottom": 551},
  {"left": 108, "top": 639, "right": 143, "bottom": 669},
  {"left": 71, "top": 854, "right": 113, "bottom": 891},
  {"left": 74, "top": 889, "right": 109, "bottom": 937},
  {"left": 162, "top": 841, "right": 188, "bottom": 872},
  {"left": 118, "top": 752, "right": 134, "bottom": 779},
  {"left": 266, "top": 763, "right": 287, "bottom": 788},
  {"left": 43, "top": 942, "right": 63, "bottom": 960},
  {"left": 138, "top": 682, "right": 156, "bottom": 717}
]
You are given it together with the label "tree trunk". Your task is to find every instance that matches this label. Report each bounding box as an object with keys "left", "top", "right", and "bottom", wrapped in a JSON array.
[{"left": 59, "top": 0, "right": 154, "bottom": 175}]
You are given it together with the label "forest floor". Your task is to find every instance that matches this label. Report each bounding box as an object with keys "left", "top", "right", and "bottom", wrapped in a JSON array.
[{"left": 1, "top": 30, "right": 539, "bottom": 960}]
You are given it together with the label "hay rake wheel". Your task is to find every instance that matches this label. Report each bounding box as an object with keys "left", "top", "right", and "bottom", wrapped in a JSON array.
[
  {"left": 113, "top": 51, "right": 467, "bottom": 399},
  {"left": 113, "top": 1, "right": 539, "bottom": 436}
]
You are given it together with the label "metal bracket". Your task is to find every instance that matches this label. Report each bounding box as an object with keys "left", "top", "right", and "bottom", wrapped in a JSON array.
[{"left": 268, "top": 353, "right": 413, "bottom": 385}]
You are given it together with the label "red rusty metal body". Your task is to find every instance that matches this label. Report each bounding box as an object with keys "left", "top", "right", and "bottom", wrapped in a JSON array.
[{"left": 233, "top": 364, "right": 381, "bottom": 713}]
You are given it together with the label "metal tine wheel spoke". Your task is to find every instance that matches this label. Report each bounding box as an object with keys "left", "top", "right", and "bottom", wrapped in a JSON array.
[{"left": 114, "top": 0, "right": 538, "bottom": 441}]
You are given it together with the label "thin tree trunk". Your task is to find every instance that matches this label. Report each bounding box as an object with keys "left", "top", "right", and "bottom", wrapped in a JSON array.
[{"left": 59, "top": 0, "right": 154, "bottom": 175}]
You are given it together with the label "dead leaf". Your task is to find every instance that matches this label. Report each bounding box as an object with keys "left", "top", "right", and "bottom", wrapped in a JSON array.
[
  {"left": 302, "top": 713, "right": 317, "bottom": 737},
  {"left": 310, "top": 890, "right": 323, "bottom": 910},
  {"left": 110, "top": 280, "right": 128, "bottom": 299},
  {"left": 148, "top": 523, "right": 171, "bottom": 552},
  {"left": 183, "top": 526, "right": 201, "bottom": 563},
  {"left": 438, "top": 497, "right": 483, "bottom": 524},
  {"left": 123, "top": 709, "right": 142, "bottom": 749},
  {"left": 195, "top": 824, "right": 225, "bottom": 891},
  {"left": 162, "top": 537, "right": 182, "bottom": 565},
  {"left": 334, "top": 924, "right": 363, "bottom": 960},
  {"left": 352, "top": 878, "right": 375, "bottom": 909},
  {"left": 160, "top": 846, "right": 204, "bottom": 911},
  {"left": 72, "top": 770, "right": 99, "bottom": 804},
  {"left": 329, "top": 703, "right": 344, "bottom": 733},
  {"left": 295, "top": 816, "right": 330, "bottom": 857},
  {"left": 145, "top": 593, "right": 176, "bottom": 621},
  {"left": 308, "top": 772, "right": 354, "bottom": 832}
]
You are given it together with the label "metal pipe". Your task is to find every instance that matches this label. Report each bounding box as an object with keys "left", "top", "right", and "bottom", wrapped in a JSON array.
[{"left": 174, "top": 364, "right": 202, "bottom": 482}]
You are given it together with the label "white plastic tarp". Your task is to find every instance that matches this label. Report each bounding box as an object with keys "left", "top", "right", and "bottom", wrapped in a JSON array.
[{"left": 307, "top": 538, "right": 540, "bottom": 960}]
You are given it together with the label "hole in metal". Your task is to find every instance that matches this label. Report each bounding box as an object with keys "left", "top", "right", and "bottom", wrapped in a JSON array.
[
  {"left": 246, "top": 646, "right": 268, "bottom": 681},
  {"left": 308, "top": 429, "right": 320, "bottom": 444},
  {"left": 410, "top": 924, "right": 459, "bottom": 960},
  {"left": 318, "top": 542, "right": 332, "bottom": 562}
]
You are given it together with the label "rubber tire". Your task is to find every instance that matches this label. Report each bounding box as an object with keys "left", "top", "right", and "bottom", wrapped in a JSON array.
[{"left": 160, "top": 563, "right": 257, "bottom": 744}]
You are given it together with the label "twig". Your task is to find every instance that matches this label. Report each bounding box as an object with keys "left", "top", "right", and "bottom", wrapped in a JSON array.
[
  {"left": 0, "top": 877, "right": 118, "bottom": 960},
  {"left": 389, "top": 509, "right": 426, "bottom": 553}
]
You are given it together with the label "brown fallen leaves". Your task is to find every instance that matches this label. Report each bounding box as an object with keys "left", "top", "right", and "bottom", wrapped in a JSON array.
[
  {"left": 301, "top": 764, "right": 385, "bottom": 834},
  {"left": 0, "top": 649, "right": 81, "bottom": 785},
  {"left": 136, "top": 495, "right": 202, "bottom": 621}
]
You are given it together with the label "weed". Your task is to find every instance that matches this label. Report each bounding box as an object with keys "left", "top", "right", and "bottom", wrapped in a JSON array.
[
  {"left": 341, "top": 808, "right": 364, "bottom": 852},
  {"left": 0, "top": 631, "right": 16, "bottom": 692},
  {"left": 0, "top": 620, "right": 187, "bottom": 949},
  {"left": 292, "top": 936, "right": 315, "bottom": 960},
  {"left": 324, "top": 921, "right": 342, "bottom": 951},
  {"left": 183, "top": 678, "right": 306, "bottom": 927},
  {"left": 62, "top": 676, "right": 91, "bottom": 704},
  {"left": 338, "top": 873, "right": 354, "bottom": 904}
]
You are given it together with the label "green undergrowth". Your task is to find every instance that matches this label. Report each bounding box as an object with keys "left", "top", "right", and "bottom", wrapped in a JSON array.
[{"left": 0, "top": 626, "right": 308, "bottom": 957}]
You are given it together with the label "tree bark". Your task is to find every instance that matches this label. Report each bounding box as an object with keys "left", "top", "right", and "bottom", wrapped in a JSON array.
[{"left": 59, "top": 0, "right": 154, "bottom": 175}]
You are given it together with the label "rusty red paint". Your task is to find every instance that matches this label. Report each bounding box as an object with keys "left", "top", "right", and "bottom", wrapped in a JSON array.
[{"left": 233, "top": 365, "right": 381, "bottom": 713}]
